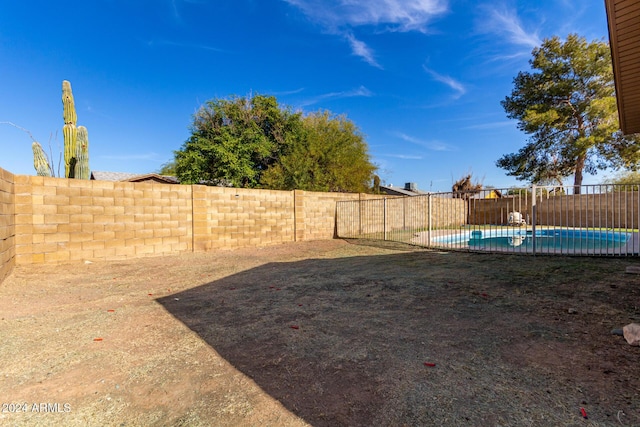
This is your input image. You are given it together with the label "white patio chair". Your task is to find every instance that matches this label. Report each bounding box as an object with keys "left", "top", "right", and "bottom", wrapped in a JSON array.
[{"left": 507, "top": 211, "right": 526, "bottom": 226}]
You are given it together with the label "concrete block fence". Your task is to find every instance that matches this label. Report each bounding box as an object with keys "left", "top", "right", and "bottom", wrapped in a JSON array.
[
  {"left": 0, "top": 166, "right": 373, "bottom": 283},
  {"left": 0, "top": 168, "right": 15, "bottom": 283}
]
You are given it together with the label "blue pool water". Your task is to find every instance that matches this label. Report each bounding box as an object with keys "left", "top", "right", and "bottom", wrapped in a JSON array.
[{"left": 433, "top": 228, "right": 631, "bottom": 252}]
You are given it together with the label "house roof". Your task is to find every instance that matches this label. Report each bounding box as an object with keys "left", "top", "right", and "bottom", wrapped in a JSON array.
[
  {"left": 604, "top": 0, "right": 640, "bottom": 135},
  {"left": 91, "top": 171, "right": 179, "bottom": 184},
  {"left": 380, "top": 185, "right": 427, "bottom": 197}
]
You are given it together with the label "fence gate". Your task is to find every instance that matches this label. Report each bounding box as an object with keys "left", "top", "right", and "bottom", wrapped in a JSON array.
[{"left": 336, "top": 185, "right": 640, "bottom": 256}]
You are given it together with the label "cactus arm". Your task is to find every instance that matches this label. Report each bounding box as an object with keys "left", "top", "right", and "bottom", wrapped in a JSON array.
[
  {"left": 62, "top": 80, "right": 77, "bottom": 125},
  {"left": 32, "top": 141, "right": 52, "bottom": 177},
  {"left": 75, "top": 126, "right": 90, "bottom": 180},
  {"left": 63, "top": 123, "right": 77, "bottom": 178}
]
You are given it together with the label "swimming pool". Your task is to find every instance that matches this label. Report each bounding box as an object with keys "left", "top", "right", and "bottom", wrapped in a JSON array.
[{"left": 431, "top": 228, "right": 634, "bottom": 255}]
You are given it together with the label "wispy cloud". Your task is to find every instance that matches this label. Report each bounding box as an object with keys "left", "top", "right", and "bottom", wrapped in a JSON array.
[
  {"left": 269, "top": 88, "right": 306, "bottom": 97},
  {"left": 317, "top": 86, "right": 373, "bottom": 100},
  {"left": 283, "top": 0, "right": 448, "bottom": 67},
  {"left": 392, "top": 131, "right": 456, "bottom": 151},
  {"left": 168, "top": 0, "right": 208, "bottom": 24},
  {"left": 170, "top": 0, "right": 181, "bottom": 24},
  {"left": 483, "top": 51, "right": 530, "bottom": 63},
  {"left": 284, "top": 0, "right": 448, "bottom": 32},
  {"left": 462, "top": 121, "right": 514, "bottom": 130},
  {"left": 422, "top": 66, "right": 466, "bottom": 99},
  {"left": 298, "top": 85, "right": 373, "bottom": 107},
  {"left": 477, "top": 5, "right": 541, "bottom": 49},
  {"left": 345, "top": 33, "right": 382, "bottom": 68},
  {"left": 385, "top": 154, "right": 424, "bottom": 160}
]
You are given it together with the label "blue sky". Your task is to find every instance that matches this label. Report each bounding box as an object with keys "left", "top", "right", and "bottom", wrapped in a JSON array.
[{"left": 0, "top": 0, "right": 613, "bottom": 192}]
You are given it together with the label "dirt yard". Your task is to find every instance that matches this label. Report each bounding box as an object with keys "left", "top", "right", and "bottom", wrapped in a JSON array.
[{"left": 1, "top": 239, "right": 640, "bottom": 426}]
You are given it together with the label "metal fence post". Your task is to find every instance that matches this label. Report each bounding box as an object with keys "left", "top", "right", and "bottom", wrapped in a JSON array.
[
  {"left": 383, "top": 198, "right": 387, "bottom": 241},
  {"left": 531, "top": 185, "right": 537, "bottom": 255},
  {"left": 427, "top": 194, "right": 432, "bottom": 248}
]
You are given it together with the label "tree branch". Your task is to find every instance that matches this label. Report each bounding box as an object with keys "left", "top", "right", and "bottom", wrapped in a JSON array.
[{"left": 0, "top": 121, "right": 37, "bottom": 142}]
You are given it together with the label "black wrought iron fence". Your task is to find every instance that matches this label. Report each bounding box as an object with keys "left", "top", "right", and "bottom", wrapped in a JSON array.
[{"left": 336, "top": 185, "right": 640, "bottom": 256}]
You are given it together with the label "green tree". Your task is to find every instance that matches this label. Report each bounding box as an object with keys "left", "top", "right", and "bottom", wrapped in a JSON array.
[
  {"left": 157, "top": 160, "right": 177, "bottom": 176},
  {"left": 260, "top": 111, "right": 376, "bottom": 192},
  {"left": 497, "top": 34, "right": 640, "bottom": 194},
  {"left": 174, "top": 94, "right": 302, "bottom": 187},
  {"left": 174, "top": 94, "right": 377, "bottom": 193},
  {"left": 603, "top": 170, "right": 640, "bottom": 191}
]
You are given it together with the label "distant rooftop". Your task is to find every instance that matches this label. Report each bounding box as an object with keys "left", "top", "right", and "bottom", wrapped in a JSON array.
[
  {"left": 90, "top": 171, "right": 179, "bottom": 184},
  {"left": 380, "top": 182, "right": 427, "bottom": 197}
]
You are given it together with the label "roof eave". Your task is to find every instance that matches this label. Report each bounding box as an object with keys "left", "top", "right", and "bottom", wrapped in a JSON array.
[{"left": 604, "top": 0, "right": 640, "bottom": 135}]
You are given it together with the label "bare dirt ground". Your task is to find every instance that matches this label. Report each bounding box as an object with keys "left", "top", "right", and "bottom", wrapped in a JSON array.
[{"left": 1, "top": 239, "right": 640, "bottom": 426}]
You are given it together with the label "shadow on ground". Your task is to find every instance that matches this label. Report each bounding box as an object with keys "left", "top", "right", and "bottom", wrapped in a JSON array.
[{"left": 157, "top": 251, "right": 640, "bottom": 426}]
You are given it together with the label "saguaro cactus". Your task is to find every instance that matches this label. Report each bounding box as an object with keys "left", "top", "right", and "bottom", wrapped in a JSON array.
[
  {"left": 61, "top": 80, "right": 89, "bottom": 179},
  {"left": 32, "top": 141, "right": 52, "bottom": 177},
  {"left": 27, "top": 80, "right": 91, "bottom": 178},
  {"left": 62, "top": 80, "right": 78, "bottom": 178}
]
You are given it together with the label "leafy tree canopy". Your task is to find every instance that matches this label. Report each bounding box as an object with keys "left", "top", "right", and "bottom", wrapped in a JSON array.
[
  {"left": 497, "top": 34, "right": 640, "bottom": 193},
  {"left": 173, "top": 94, "right": 377, "bottom": 192},
  {"left": 605, "top": 170, "right": 640, "bottom": 185},
  {"left": 175, "top": 94, "right": 301, "bottom": 187},
  {"left": 603, "top": 170, "right": 640, "bottom": 191},
  {"left": 260, "top": 111, "right": 376, "bottom": 192},
  {"left": 157, "top": 160, "right": 176, "bottom": 176}
]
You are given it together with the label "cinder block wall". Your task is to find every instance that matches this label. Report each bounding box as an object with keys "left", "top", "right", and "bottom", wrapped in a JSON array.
[
  {"left": 469, "top": 193, "right": 640, "bottom": 228},
  {"left": 3, "top": 173, "right": 371, "bottom": 270},
  {"left": 193, "top": 185, "right": 296, "bottom": 251},
  {"left": 468, "top": 196, "right": 530, "bottom": 225},
  {"left": 13, "top": 175, "right": 193, "bottom": 264},
  {"left": 296, "top": 190, "right": 361, "bottom": 241},
  {"left": 535, "top": 193, "right": 640, "bottom": 228},
  {"left": 431, "top": 197, "right": 467, "bottom": 228},
  {"left": 335, "top": 195, "right": 467, "bottom": 238},
  {"left": 0, "top": 167, "right": 15, "bottom": 282},
  {"left": 384, "top": 197, "right": 466, "bottom": 230}
]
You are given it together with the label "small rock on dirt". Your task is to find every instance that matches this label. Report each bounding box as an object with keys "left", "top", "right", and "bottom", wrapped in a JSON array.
[{"left": 622, "top": 323, "right": 640, "bottom": 346}]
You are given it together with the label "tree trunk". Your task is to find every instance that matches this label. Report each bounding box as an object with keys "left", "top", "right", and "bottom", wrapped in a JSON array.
[{"left": 573, "top": 154, "right": 586, "bottom": 194}]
